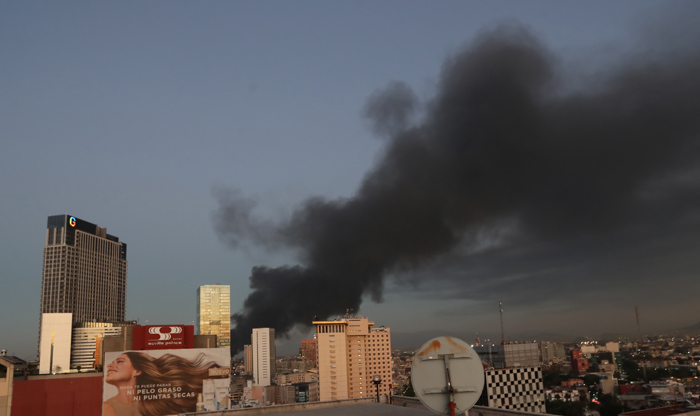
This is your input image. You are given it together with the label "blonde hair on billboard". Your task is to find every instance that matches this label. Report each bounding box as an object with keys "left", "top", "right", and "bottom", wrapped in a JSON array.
[{"left": 125, "top": 351, "right": 221, "bottom": 416}]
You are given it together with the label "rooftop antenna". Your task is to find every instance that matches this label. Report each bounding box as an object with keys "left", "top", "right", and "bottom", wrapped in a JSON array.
[
  {"left": 486, "top": 338, "right": 493, "bottom": 368},
  {"left": 499, "top": 301, "right": 505, "bottom": 345},
  {"left": 635, "top": 305, "right": 648, "bottom": 382}
]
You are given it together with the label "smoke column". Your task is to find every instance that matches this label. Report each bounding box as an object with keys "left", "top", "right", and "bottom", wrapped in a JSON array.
[{"left": 215, "top": 25, "right": 700, "bottom": 352}]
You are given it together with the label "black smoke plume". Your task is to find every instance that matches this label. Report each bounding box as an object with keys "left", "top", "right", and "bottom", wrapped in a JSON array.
[{"left": 215, "top": 24, "right": 700, "bottom": 352}]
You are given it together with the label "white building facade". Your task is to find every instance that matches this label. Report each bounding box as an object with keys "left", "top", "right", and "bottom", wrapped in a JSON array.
[
  {"left": 38, "top": 313, "right": 73, "bottom": 374},
  {"left": 252, "top": 328, "right": 276, "bottom": 386},
  {"left": 71, "top": 322, "right": 124, "bottom": 370}
]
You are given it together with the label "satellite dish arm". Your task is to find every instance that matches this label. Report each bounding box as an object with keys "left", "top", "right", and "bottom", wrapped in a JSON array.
[{"left": 444, "top": 355, "right": 456, "bottom": 416}]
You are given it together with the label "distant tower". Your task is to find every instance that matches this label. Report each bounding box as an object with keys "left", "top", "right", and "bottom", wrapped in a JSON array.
[
  {"left": 499, "top": 300, "right": 505, "bottom": 345},
  {"left": 196, "top": 284, "right": 231, "bottom": 348},
  {"left": 301, "top": 339, "right": 317, "bottom": 367},
  {"left": 252, "top": 328, "right": 276, "bottom": 386},
  {"left": 634, "top": 306, "right": 648, "bottom": 381},
  {"left": 243, "top": 344, "right": 253, "bottom": 372}
]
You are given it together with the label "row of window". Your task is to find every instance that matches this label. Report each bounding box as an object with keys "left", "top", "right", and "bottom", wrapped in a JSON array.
[{"left": 317, "top": 325, "right": 346, "bottom": 333}]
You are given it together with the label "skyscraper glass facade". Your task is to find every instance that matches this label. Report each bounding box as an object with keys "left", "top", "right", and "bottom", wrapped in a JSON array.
[{"left": 196, "top": 284, "right": 231, "bottom": 348}]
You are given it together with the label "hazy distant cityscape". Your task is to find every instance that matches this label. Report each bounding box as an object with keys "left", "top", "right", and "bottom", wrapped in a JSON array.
[{"left": 1, "top": 212, "right": 698, "bottom": 415}]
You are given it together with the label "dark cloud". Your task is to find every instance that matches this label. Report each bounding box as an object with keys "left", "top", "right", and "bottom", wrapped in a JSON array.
[{"left": 215, "top": 22, "right": 700, "bottom": 352}]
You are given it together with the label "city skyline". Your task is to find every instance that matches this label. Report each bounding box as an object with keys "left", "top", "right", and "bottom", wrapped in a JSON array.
[{"left": 2, "top": 1, "right": 700, "bottom": 360}]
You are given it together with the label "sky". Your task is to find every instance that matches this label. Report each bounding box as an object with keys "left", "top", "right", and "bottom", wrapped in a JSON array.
[{"left": 1, "top": 1, "right": 699, "bottom": 359}]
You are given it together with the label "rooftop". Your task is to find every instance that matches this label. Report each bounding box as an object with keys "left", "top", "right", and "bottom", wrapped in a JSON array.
[
  {"left": 181, "top": 398, "right": 432, "bottom": 416},
  {"left": 621, "top": 405, "right": 700, "bottom": 416},
  {"left": 179, "top": 397, "right": 545, "bottom": 416}
]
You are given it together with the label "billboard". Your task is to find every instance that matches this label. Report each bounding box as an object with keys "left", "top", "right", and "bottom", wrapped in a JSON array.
[
  {"left": 103, "top": 348, "right": 231, "bottom": 416},
  {"left": 143, "top": 325, "right": 186, "bottom": 350}
]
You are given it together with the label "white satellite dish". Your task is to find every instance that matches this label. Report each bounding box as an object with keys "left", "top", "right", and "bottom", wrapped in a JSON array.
[{"left": 411, "top": 336, "right": 484, "bottom": 416}]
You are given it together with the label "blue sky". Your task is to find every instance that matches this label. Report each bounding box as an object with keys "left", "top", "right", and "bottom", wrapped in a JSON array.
[{"left": 2, "top": 1, "right": 699, "bottom": 358}]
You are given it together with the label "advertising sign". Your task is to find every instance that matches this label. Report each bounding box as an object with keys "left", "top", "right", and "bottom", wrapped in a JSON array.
[
  {"left": 143, "top": 325, "right": 186, "bottom": 350},
  {"left": 103, "top": 348, "right": 231, "bottom": 416}
]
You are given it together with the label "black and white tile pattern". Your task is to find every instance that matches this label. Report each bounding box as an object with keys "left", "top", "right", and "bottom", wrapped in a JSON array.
[{"left": 485, "top": 367, "right": 545, "bottom": 413}]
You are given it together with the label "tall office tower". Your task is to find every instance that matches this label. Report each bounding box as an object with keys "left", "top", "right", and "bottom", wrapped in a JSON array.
[
  {"left": 41, "top": 215, "right": 127, "bottom": 324},
  {"left": 243, "top": 344, "right": 253, "bottom": 372},
  {"left": 313, "top": 316, "right": 392, "bottom": 402},
  {"left": 196, "top": 284, "right": 231, "bottom": 348},
  {"left": 252, "top": 328, "right": 276, "bottom": 386}
]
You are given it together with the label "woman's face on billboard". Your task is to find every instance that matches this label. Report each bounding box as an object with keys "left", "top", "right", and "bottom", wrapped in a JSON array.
[{"left": 106, "top": 354, "right": 141, "bottom": 385}]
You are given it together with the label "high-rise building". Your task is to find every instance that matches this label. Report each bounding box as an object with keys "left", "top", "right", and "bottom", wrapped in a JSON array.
[
  {"left": 244, "top": 344, "right": 253, "bottom": 372},
  {"left": 313, "top": 316, "right": 392, "bottom": 402},
  {"left": 252, "top": 328, "right": 276, "bottom": 386},
  {"left": 41, "top": 215, "right": 127, "bottom": 325},
  {"left": 196, "top": 284, "right": 231, "bottom": 348}
]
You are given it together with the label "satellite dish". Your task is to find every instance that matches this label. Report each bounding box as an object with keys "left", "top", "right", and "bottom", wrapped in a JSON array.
[{"left": 411, "top": 336, "right": 484, "bottom": 416}]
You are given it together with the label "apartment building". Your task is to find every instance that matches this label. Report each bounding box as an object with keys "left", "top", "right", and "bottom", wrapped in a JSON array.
[
  {"left": 313, "top": 316, "right": 392, "bottom": 402},
  {"left": 252, "top": 328, "right": 276, "bottom": 386}
]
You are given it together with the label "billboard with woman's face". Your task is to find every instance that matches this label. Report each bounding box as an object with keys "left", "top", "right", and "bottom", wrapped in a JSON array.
[{"left": 102, "top": 348, "right": 231, "bottom": 416}]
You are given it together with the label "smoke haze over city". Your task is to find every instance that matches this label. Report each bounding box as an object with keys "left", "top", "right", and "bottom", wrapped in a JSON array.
[{"left": 215, "top": 21, "right": 700, "bottom": 351}]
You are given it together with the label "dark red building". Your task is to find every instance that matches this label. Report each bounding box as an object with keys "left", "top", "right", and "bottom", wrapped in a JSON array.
[
  {"left": 570, "top": 350, "right": 589, "bottom": 375},
  {"left": 301, "top": 339, "right": 317, "bottom": 366},
  {"left": 11, "top": 373, "right": 103, "bottom": 416}
]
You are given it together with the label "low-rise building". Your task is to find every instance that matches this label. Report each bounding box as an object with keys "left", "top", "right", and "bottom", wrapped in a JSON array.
[
  {"left": 545, "top": 387, "right": 581, "bottom": 402},
  {"left": 474, "top": 343, "right": 540, "bottom": 369},
  {"left": 541, "top": 342, "right": 566, "bottom": 363},
  {"left": 278, "top": 372, "right": 317, "bottom": 384}
]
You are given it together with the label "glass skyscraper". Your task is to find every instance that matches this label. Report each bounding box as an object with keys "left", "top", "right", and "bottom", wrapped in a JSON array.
[{"left": 196, "top": 284, "right": 231, "bottom": 348}]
